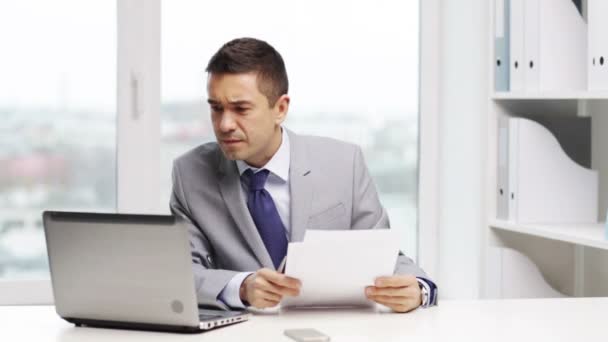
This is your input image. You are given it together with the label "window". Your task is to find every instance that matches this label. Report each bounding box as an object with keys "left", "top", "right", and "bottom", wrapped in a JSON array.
[
  {"left": 0, "top": 1, "right": 116, "bottom": 280},
  {"left": 2, "top": 0, "right": 436, "bottom": 305},
  {"left": 160, "top": 0, "right": 420, "bottom": 258}
]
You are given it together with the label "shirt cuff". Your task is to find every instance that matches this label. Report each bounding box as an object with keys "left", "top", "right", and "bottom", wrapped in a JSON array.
[
  {"left": 416, "top": 277, "right": 438, "bottom": 308},
  {"left": 218, "top": 272, "right": 254, "bottom": 309}
]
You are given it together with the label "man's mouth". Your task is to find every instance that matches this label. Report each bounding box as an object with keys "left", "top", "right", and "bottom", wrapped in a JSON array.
[{"left": 221, "top": 139, "right": 242, "bottom": 145}]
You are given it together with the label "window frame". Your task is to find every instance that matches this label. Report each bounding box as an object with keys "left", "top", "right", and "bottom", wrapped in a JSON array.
[{"left": 0, "top": 0, "right": 440, "bottom": 305}]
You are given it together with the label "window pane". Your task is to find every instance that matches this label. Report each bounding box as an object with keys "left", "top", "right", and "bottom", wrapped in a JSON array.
[
  {"left": 0, "top": 1, "right": 116, "bottom": 279},
  {"left": 161, "top": 0, "right": 419, "bottom": 259}
]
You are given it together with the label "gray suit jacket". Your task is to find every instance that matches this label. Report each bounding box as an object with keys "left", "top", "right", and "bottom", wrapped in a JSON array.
[{"left": 170, "top": 129, "right": 428, "bottom": 309}]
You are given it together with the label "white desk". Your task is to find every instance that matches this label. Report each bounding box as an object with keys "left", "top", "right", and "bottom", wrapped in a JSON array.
[{"left": 2, "top": 298, "right": 605, "bottom": 341}]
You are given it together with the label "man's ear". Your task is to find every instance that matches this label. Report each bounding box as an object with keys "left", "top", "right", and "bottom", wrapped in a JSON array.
[{"left": 274, "top": 94, "right": 290, "bottom": 124}]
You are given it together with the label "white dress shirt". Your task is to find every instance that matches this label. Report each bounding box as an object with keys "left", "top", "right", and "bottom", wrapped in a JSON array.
[{"left": 218, "top": 128, "right": 291, "bottom": 308}]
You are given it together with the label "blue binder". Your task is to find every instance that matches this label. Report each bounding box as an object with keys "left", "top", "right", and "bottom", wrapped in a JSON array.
[{"left": 495, "top": 0, "right": 510, "bottom": 91}]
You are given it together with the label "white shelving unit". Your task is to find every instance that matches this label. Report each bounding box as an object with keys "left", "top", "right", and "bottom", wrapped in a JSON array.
[
  {"left": 493, "top": 91, "right": 608, "bottom": 100},
  {"left": 490, "top": 220, "right": 607, "bottom": 251},
  {"left": 485, "top": 0, "right": 608, "bottom": 299}
]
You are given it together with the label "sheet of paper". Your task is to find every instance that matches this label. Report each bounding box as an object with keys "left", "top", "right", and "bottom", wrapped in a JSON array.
[{"left": 281, "top": 229, "right": 399, "bottom": 308}]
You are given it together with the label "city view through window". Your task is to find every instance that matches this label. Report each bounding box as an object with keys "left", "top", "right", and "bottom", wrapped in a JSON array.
[{"left": 0, "top": 0, "right": 420, "bottom": 279}]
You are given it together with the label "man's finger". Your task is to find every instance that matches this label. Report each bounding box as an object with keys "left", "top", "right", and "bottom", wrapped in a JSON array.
[
  {"left": 261, "top": 291, "right": 282, "bottom": 303},
  {"left": 254, "top": 285, "right": 282, "bottom": 302},
  {"left": 256, "top": 276, "right": 299, "bottom": 297},
  {"left": 260, "top": 268, "right": 302, "bottom": 289},
  {"left": 366, "top": 286, "right": 409, "bottom": 298},
  {"left": 375, "top": 275, "right": 417, "bottom": 288},
  {"left": 367, "top": 294, "right": 408, "bottom": 305}
]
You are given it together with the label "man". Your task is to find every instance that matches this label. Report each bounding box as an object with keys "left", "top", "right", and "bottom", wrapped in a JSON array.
[{"left": 170, "top": 37, "right": 437, "bottom": 313}]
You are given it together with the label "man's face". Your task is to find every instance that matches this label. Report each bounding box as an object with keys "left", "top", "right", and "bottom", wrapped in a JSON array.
[{"left": 207, "top": 72, "right": 288, "bottom": 167}]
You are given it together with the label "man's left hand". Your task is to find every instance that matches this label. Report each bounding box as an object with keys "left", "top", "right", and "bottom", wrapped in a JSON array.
[{"left": 365, "top": 275, "right": 421, "bottom": 313}]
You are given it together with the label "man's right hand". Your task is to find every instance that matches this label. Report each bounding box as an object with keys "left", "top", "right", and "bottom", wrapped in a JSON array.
[{"left": 239, "top": 268, "right": 302, "bottom": 308}]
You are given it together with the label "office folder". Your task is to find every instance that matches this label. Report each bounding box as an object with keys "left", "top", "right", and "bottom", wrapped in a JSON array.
[
  {"left": 508, "top": 118, "right": 598, "bottom": 223},
  {"left": 497, "top": 247, "right": 566, "bottom": 298},
  {"left": 525, "top": 0, "right": 587, "bottom": 91},
  {"left": 497, "top": 116, "right": 510, "bottom": 219},
  {"left": 495, "top": 0, "right": 510, "bottom": 91},
  {"left": 509, "top": 0, "right": 525, "bottom": 91},
  {"left": 588, "top": 0, "right": 608, "bottom": 90},
  {"left": 507, "top": 118, "right": 519, "bottom": 220},
  {"left": 523, "top": 0, "right": 540, "bottom": 91}
]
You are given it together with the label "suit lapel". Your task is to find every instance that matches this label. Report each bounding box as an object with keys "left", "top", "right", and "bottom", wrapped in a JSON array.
[
  {"left": 217, "top": 155, "right": 274, "bottom": 269},
  {"left": 288, "top": 130, "right": 314, "bottom": 242}
]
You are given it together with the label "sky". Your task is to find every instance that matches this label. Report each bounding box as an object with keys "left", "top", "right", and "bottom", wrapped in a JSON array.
[
  {"left": 0, "top": 1, "right": 116, "bottom": 112},
  {"left": 0, "top": 0, "right": 419, "bottom": 117},
  {"left": 162, "top": 0, "right": 420, "bottom": 116}
]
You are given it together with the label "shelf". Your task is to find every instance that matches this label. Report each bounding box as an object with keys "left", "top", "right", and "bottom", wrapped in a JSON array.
[
  {"left": 490, "top": 220, "right": 608, "bottom": 251},
  {"left": 491, "top": 93, "right": 608, "bottom": 116},
  {"left": 492, "top": 91, "right": 608, "bottom": 100}
]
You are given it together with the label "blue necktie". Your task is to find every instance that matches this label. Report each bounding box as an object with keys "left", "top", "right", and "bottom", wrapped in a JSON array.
[{"left": 243, "top": 169, "right": 288, "bottom": 269}]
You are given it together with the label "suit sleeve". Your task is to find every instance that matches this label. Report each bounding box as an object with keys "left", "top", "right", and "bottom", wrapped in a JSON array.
[
  {"left": 170, "top": 161, "right": 240, "bottom": 310},
  {"left": 351, "top": 146, "right": 433, "bottom": 280}
]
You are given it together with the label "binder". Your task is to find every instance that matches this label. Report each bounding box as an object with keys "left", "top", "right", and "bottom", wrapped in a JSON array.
[
  {"left": 509, "top": 0, "right": 525, "bottom": 91},
  {"left": 588, "top": 0, "right": 608, "bottom": 90},
  {"left": 508, "top": 118, "right": 598, "bottom": 223},
  {"left": 497, "top": 116, "right": 509, "bottom": 219},
  {"left": 499, "top": 247, "right": 566, "bottom": 298},
  {"left": 523, "top": 0, "right": 540, "bottom": 91},
  {"left": 507, "top": 119, "right": 519, "bottom": 220},
  {"left": 528, "top": 0, "right": 587, "bottom": 91},
  {"left": 495, "top": 0, "right": 510, "bottom": 91}
]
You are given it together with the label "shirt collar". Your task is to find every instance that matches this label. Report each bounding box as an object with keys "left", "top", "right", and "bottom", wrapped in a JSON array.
[{"left": 236, "top": 127, "right": 290, "bottom": 182}]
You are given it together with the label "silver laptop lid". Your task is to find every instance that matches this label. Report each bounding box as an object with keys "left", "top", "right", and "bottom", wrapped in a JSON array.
[{"left": 43, "top": 211, "right": 201, "bottom": 329}]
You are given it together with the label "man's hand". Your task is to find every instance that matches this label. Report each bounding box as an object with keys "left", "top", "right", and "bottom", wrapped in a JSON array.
[
  {"left": 365, "top": 275, "right": 422, "bottom": 313},
  {"left": 240, "top": 268, "right": 302, "bottom": 308}
]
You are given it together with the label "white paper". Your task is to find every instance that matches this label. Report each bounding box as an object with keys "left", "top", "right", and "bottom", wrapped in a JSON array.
[{"left": 281, "top": 229, "right": 399, "bottom": 308}]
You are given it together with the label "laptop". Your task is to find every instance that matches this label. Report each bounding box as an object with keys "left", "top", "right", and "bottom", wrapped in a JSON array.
[{"left": 42, "top": 211, "right": 250, "bottom": 333}]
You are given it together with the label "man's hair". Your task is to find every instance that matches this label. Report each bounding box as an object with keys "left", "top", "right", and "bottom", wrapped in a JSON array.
[{"left": 206, "top": 37, "right": 289, "bottom": 106}]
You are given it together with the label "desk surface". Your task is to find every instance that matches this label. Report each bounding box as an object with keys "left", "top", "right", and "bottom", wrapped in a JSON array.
[{"left": 2, "top": 298, "right": 604, "bottom": 341}]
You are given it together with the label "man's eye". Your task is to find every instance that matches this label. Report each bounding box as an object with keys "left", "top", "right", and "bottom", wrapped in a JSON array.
[
  {"left": 236, "top": 107, "right": 249, "bottom": 113},
  {"left": 211, "top": 106, "right": 222, "bottom": 112}
]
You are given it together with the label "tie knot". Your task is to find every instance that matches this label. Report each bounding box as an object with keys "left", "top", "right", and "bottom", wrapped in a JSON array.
[{"left": 243, "top": 169, "right": 270, "bottom": 191}]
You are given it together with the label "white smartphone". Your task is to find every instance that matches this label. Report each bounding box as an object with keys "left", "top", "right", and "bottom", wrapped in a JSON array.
[{"left": 284, "top": 328, "right": 330, "bottom": 342}]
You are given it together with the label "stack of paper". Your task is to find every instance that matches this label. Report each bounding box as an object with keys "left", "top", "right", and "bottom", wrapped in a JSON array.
[{"left": 282, "top": 229, "right": 399, "bottom": 308}]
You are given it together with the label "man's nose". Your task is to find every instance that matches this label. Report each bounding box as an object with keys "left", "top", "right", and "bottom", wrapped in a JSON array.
[{"left": 219, "top": 112, "right": 237, "bottom": 132}]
